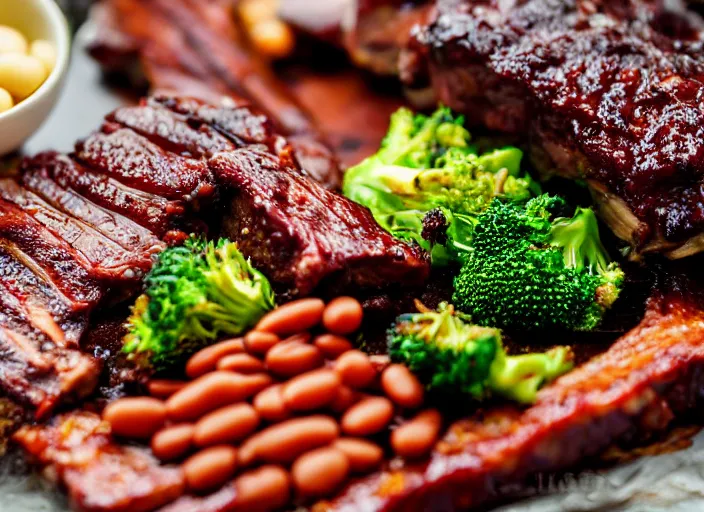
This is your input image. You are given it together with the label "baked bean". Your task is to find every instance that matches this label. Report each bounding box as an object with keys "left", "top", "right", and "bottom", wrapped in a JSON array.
[
  {"left": 313, "top": 334, "right": 353, "bottom": 359},
  {"left": 183, "top": 445, "right": 238, "bottom": 492},
  {"left": 194, "top": 403, "right": 259, "bottom": 447},
  {"left": 253, "top": 384, "right": 290, "bottom": 422},
  {"left": 335, "top": 350, "right": 377, "bottom": 389},
  {"left": 238, "top": 415, "right": 338, "bottom": 466},
  {"left": 29, "top": 40, "right": 56, "bottom": 75},
  {"left": 243, "top": 331, "right": 280, "bottom": 354},
  {"left": 341, "top": 397, "right": 394, "bottom": 436},
  {"left": 0, "top": 53, "right": 46, "bottom": 101},
  {"left": 255, "top": 298, "right": 325, "bottom": 335},
  {"left": 291, "top": 447, "right": 349, "bottom": 498},
  {"left": 381, "top": 364, "right": 425, "bottom": 409},
  {"left": 217, "top": 353, "right": 265, "bottom": 374},
  {"left": 322, "top": 297, "right": 363, "bottom": 335},
  {"left": 103, "top": 397, "right": 166, "bottom": 439},
  {"left": 166, "top": 371, "right": 272, "bottom": 421},
  {"left": 333, "top": 438, "right": 384, "bottom": 473},
  {"left": 266, "top": 341, "right": 322, "bottom": 377},
  {"left": 329, "top": 385, "right": 358, "bottom": 413},
  {"left": 186, "top": 338, "right": 245, "bottom": 378},
  {"left": 281, "top": 332, "right": 312, "bottom": 345},
  {"left": 148, "top": 379, "right": 187, "bottom": 399},
  {"left": 0, "top": 26, "right": 27, "bottom": 54},
  {"left": 391, "top": 409, "right": 442, "bottom": 458},
  {"left": 282, "top": 369, "right": 341, "bottom": 411},
  {"left": 233, "top": 465, "right": 290, "bottom": 512},
  {"left": 151, "top": 424, "right": 194, "bottom": 461}
]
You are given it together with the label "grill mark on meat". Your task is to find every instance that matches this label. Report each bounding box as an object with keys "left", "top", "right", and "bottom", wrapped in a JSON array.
[
  {"left": 13, "top": 412, "right": 186, "bottom": 511},
  {"left": 108, "top": 102, "right": 237, "bottom": 159},
  {"left": 328, "top": 268, "right": 704, "bottom": 511},
  {"left": 110, "top": 0, "right": 220, "bottom": 88},
  {"left": 0, "top": 200, "right": 102, "bottom": 306},
  {"left": 149, "top": 0, "right": 318, "bottom": 139},
  {"left": 0, "top": 179, "right": 150, "bottom": 280},
  {"left": 152, "top": 95, "right": 275, "bottom": 149},
  {"left": 20, "top": 166, "right": 164, "bottom": 257},
  {"left": 74, "top": 128, "right": 215, "bottom": 201},
  {"left": 213, "top": 149, "right": 430, "bottom": 298},
  {"left": 407, "top": 0, "right": 704, "bottom": 254},
  {"left": 0, "top": 284, "right": 98, "bottom": 416},
  {"left": 0, "top": 247, "right": 86, "bottom": 345},
  {"left": 22, "top": 152, "right": 184, "bottom": 237}
]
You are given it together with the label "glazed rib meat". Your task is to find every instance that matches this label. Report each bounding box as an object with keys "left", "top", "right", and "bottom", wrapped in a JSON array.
[
  {"left": 0, "top": 95, "right": 429, "bottom": 416},
  {"left": 328, "top": 264, "right": 704, "bottom": 511},
  {"left": 214, "top": 149, "right": 431, "bottom": 297},
  {"left": 87, "top": 0, "right": 342, "bottom": 189},
  {"left": 13, "top": 412, "right": 185, "bottom": 512},
  {"left": 404, "top": 0, "right": 704, "bottom": 258}
]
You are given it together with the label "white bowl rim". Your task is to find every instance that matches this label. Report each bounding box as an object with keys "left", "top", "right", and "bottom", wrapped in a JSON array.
[{"left": 0, "top": 0, "right": 71, "bottom": 122}]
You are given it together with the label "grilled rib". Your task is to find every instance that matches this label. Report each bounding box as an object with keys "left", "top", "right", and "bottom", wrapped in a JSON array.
[
  {"left": 327, "top": 264, "right": 704, "bottom": 511},
  {"left": 86, "top": 0, "right": 342, "bottom": 189},
  {"left": 214, "top": 148, "right": 431, "bottom": 298},
  {"left": 403, "top": 0, "right": 704, "bottom": 258},
  {"left": 13, "top": 412, "right": 185, "bottom": 512},
  {"left": 0, "top": 95, "right": 429, "bottom": 415}
]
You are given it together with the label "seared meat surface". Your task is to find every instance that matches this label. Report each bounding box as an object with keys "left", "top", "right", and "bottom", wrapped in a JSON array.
[
  {"left": 0, "top": 95, "right": 429, "bottom": 416},
  {"left": 14, "top": 412, "right": 185, "bottom": 512},
  {"left": 328, "top": 261, "right": 704, "bottom": 510},
  {"left": 405, "top": 0, "right": 704, "bottom": 258},
  {"left": 215, "top": 149, "right": 430, "bottom": 298}
]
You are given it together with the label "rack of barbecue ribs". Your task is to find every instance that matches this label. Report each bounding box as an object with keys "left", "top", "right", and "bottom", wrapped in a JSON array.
[
  {"left": 85, "top": 0, "right": 343, "bottom": 189},
  {"left": 0, "top": 94, "right": 429, "bottom": 418}
]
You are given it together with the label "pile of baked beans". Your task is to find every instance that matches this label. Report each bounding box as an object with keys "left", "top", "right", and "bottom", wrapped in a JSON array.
[{"left": 104, "top": 297, "right": 442, "bottom": 510}]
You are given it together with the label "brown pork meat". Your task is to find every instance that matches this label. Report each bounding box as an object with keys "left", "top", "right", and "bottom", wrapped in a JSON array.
[
  {"left": 86, "top": 0, "right": 342, "bottom": 189},
  {"left": 0, "top": 96, "right": 429, "bottom": 416},
  {"left": 404, "top": 0, "right": 704, "bottom": 259}
]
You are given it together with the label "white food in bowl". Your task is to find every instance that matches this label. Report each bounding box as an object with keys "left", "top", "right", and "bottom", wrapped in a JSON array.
[{"left": 0, "top": 0, "right": 70, "bottom": 155}]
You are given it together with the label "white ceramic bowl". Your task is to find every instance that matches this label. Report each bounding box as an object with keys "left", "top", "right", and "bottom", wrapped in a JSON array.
[{"left": 0, "top": 0, "right": 70, "bottom": 155}]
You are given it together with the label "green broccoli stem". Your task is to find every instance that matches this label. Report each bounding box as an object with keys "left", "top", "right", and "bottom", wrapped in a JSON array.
[
  {"left": 549, "top": 207, "right": 611, "bottom": 274},
  {"left": 389, "top": 303, "right": 574, "bottom": 404},
  {"left": 488, "top": 346, "right": 574, "bottom": 404}
]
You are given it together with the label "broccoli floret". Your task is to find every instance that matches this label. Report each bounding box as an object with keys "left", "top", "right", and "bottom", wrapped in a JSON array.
[
  {"left": 453, "top": 195, "right": 625, "bottom": 331},
  {"left": 343, "top": 106, "right": 538, "bottom": 264},
  {"left": 388, "top": 302, "right": 573, "bottom": 403},
  {"left": 123, "top": 237, "right": 275, "bottom": 369}
]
